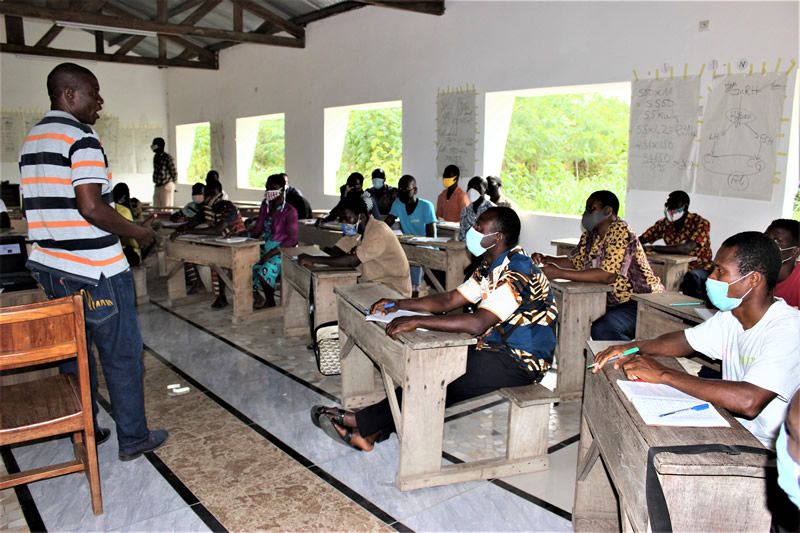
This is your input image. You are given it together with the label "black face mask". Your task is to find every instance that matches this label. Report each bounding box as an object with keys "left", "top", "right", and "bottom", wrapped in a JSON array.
[{"left": 398, "top": 191, "right": 412, "bottom": 204}]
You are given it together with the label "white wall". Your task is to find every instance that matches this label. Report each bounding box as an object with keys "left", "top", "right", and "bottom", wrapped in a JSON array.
[
  {"left": 0, "top": 20, "right": 168, "bottom": 202},
  {"left": 156, "top": 1, "right": 798, "bottom": 253}
]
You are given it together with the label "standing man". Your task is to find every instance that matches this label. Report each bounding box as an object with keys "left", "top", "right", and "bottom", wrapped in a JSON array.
[
  {"left": 639, "top": 190, "right": 713, "bottom": 299},
  {"left": 20, "top": 63, "right": 168, "bottom": 460},
  {"left": 366, "top": 168, "right": 397, "bottom": 217},
  {"left": 151, "top": 137, "right": 177, "bottom": 207}
]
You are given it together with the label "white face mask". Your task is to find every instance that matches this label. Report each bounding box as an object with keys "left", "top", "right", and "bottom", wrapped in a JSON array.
[
  {"left": 467, "top": 189, "right": 483, "bottom": 203},
  {"left": 192, "top": 195, "right": 204, "bottom": 204}
]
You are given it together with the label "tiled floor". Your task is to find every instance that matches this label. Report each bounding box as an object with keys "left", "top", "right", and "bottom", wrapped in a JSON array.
[{"left": 1, "top": 263, "right": 580, "bottom": 532}]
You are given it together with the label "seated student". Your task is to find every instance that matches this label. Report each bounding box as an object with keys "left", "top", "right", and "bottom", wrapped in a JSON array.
[
  {"left": 592, "top": 231, "right": 800, "bottom": 450},
  {"left": 282, "top": 173, "right": 312, "bottom": 219},
  {"left": 206, "top": 170, "right": 229, "bottom": 200},
  {"left": 0, "top": 198, "right": 10, "bottom": 228},
  {"left": 171, "top": 181, "right": 245, "bottom": 308},
  {"left": 170, "top": 183, "right": 205, "bottom": 222},
  {"left": 317, "top": 172, "right": 381, "bottom": 225},
  {"left": 458, "top": 176, "right": 496, "bottom": 241},
  {"left": 532, "top": 190, "right": 664, "bottom": 341},
  {"left": 365, "top": 168, "right": 397, "bottom": 217},
  {"left": 249, "top": 174, "right": 298, "bottom": 309},
  {"left": 779, "top": 390, "right": 800, "bottom": 509},
  {"left": 384, "top": 175, "right": 437, "bottom": 297},
  {"left": 298, "top": 193, "right": 411, "bottom": 297},
  {"left": 639, "top": 190, "right": 713, "bottom": 298},
  {"left": 112, "top": 183, "right": 153, "bottom": 267},
  {"left": 436, "top": 164, "right": 470, "bottom": 223},
  {"left": 487, "top": 176, "right": 521, "bottom": 212},
  {"left": 766, "top": 219, "right": 800, "bottom": 308},
  {"left": 310, "top": 207, "right": 558, "bottom": 451}
]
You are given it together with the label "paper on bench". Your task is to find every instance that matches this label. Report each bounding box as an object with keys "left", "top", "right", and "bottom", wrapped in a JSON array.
[
  {"left": 366, "top": 309, "right": 429, "bottom": 323},
  {"left": 616, "top": 380, "right": 729, "bottom": 427},
  {"left": 408, "top": 236, "right": 450, "bottom": 243}
]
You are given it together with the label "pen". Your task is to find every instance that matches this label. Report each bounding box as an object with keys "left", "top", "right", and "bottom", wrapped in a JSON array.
[
  {"left": 587, "top": 347, "right": 639, "bottom": 369},
  {"left": 670, "top": 302, "right": 702, "bottom": 306},
  {"left": 383, "top": 302, "right": 396, "bottom": 309},
  {"left": 658, "top": 403, "right": 710, "bottom": 417}
]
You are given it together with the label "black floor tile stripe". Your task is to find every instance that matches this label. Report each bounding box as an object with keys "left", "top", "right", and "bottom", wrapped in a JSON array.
[
  {"left": 143, "top": 346, "right": 409, "bottom": 531},
  {"left": 0, "top": 446, "right": 47, "bottom": 532},
  {"left": 146, "top": 301, "right": 578, "bottom": 524}
]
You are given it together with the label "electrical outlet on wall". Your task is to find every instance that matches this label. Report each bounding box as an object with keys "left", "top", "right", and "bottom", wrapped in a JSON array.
[{"left": 699, "top": 20, "right": 709, "bottom": 31}]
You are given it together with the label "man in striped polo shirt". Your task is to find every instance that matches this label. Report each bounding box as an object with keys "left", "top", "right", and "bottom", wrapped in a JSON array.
[{"left": 19, "top": 63, "right": 168, "bottom": 461}]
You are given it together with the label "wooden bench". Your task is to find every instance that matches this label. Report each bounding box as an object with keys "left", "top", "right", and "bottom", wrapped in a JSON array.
[
  {"left": 497, "top": 383, "right": 559, "bottom": 466},
  {"left": 132, "top": 265, "right": 149, "bottom": 305}
]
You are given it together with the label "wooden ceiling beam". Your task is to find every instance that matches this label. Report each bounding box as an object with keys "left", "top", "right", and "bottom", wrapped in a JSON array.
[
  {"left": 35, "top": 24, "right": 64, "bottom": 47},
  {"left": 0, "top": 3, "right": 304, "bottom": 47},
  {"left": 0, "top": 42, "right": 217, "bottom": 69},
  {"left": 112, "top": 34, "right": 145, "bottom": 56},
  {"left": 94, "top": 30, "right": 104, "bottom": 53},
  {"left": 164, "top": 34, "right": 216, "bottom": 63},
  {"left": 232, "top": 0, "right": 303, "bottom": 39},
  {"left": 180, "top": 0, "right": 222, "bottom": 26},
  {"left": 4, "top": 16, "right": 25, "bottom": 45},
  {"left": 232, "top": 2, "right": 242, "bottom": 32},
  {"left": 168, "top": 0, "right": 208, "bottom": 18},
  {"left": 357, "top": 0, "right": 445, "bottom": 16}
]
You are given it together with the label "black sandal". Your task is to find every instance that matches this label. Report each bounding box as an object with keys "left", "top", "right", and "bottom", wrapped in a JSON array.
[
  {"left": 318, "top": 416, "right": 361, "bottom": 451},
  {"left": 310, "top": 405, "right": 346, "bottom": 428}
]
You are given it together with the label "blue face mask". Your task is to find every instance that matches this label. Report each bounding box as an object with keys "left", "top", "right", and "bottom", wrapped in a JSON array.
[
  {"left": 664, "top": 206, "right": 686, "bottom": 223},
  {"left": 777, "top": 423, "right": 800, "bottom": 508},
  {"left": 465, "top": 227, "right": 497, "bottom": 257},
  {"left": 341, "top": 220, "right": 359, "bottom": 236},
  {"left": 372, "top": 178, "right": 385, "bottom": 190},
  {"left": 705, "top": 271, "right": 753, "bottom": 311}
]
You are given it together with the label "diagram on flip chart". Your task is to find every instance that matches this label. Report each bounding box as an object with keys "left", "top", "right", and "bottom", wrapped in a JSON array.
[{"left": 695, "top": 72, "right": 788, "bottom": 200}]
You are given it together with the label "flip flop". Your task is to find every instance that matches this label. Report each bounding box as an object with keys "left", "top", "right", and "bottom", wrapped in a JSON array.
[
  {"left": 318, "top": 415, "right": 361, "bottom": 451},
  {"left": 309, "top": 405, "right": 345, "bottom": 429}
]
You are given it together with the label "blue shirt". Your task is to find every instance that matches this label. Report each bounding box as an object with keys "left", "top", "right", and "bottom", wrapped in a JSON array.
[{"left": 389, "top": 198, "right": 437, "bottom": 237}]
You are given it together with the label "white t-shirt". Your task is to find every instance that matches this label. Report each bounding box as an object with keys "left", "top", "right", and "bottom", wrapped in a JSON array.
[
  {"left": 684, "top": 299, "right": 800, "bottom": 448},
  {"left": 0, "top": 199, "right": 7, "bottom": 213}
]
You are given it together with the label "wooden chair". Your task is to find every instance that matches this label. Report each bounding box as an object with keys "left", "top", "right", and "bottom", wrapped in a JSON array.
[{"left": 0, "top": 295, "right": 102, "bottom": 515}]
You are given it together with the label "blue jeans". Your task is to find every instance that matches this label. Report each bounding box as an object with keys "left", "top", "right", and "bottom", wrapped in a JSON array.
[
  {"left": 410, "top": 265, "right": 423, "bottom": 286},
  {"left": 31, "top": 269, "right": 150, "bottom": 448},
  {"left": 591, "top": 300, "right": 639, "bottom": 341}
]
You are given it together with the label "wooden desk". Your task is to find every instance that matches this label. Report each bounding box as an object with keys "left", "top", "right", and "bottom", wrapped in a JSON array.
[
  {"left": 281, "top": 246, "right": 360, "bottom": 341},
  {"left": 646, "top": 252, "right": 695, "bottom": 292},
  {"left": 573, "top": 340, "right": 770, "bottom": 532},
  {"left": 435, "top": 221, "right": 459, "bottom": 240},
  {"left": 398, "top": 237, "right": 471, "bottom": 293},
  {"left": 550, "top": 237, "right": 579, "bottom": 256},
  {"left": 297, "top": 222, "right": 342, "bottom": 249},
  {"left": 338, "top": 283, "right": 538, "bottom": 491},
  {"left": 165, "top": 236, "right": 261, "bottom": 324},
  {"left": 549, "top": 279, "right": 611, "bottom": 401}
]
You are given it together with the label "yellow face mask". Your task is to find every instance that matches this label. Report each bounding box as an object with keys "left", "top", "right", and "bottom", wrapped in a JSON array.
[{"left": 443, "top": 176, "right": 457, "bottom": 189}]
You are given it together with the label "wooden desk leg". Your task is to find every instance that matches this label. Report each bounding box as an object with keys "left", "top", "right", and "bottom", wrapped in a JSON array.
[
  {"left": 166, "top": 258, "right": 186, "bottom": 307},
  {"left": 231, "top": 249, "right": 256, "bottom": 325},
  {"left": 554, "top": 292, "right": 606, "bottom": 401},
  {"left": 340, "top": 330, "right": 379, "bottom": 409},
  {"left": 444, "top": 249, "right": 471, "bottom": 292},
  {"left": 573, "top": 414, "right": 620, "bottom": 532},
  {"left": 282, "top": 282, "right": 310, "bottom": 339}
]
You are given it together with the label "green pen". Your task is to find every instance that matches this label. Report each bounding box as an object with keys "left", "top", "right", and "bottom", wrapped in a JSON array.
[
  {"left": 670, "top": 302, "right": 702, "bottom": 306},
  {"left": 587, "top": 347, "right": 639, "bottom": 369}
]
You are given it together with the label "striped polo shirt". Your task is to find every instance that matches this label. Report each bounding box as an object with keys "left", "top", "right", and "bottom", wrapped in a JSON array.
[{"left": 19, "top": 110, "right": 127, "bottom": 284}]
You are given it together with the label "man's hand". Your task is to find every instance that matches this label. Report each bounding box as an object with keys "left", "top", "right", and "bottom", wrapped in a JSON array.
[
  {"left": 370, "top": 298, "right": 400, "bottom": 315},
  {"left": 385, "top": 316, "right": 419, "bottom": 339},
  {"left": 621, "top": 355, "right": 669, "bottom": 383},
  {"left": 591, "top": 343, "right": 638, "bottom": 373},
  {"left": 540, "top": 263, "right": 561, "bottom": 279},
  {"left": 136, "top": 225, "right": 157, "bottom": 248},
  {"left": 530, "top": 252, "right": 545, "bottom": 265},
  {"left": 297, "top": 253, "right": 314, "bottom": 268}
]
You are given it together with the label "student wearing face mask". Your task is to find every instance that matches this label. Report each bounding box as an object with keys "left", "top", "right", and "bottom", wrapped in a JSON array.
[
  {"left": 458, "top": 176, "right": 495, "bottom": 241},
  {"left": 298, "top": 193, "right": 411, "bottom": 297},
  {"left": 639, "top": 191, "right": 713, "bottom": 299},
  {"left": 249, "top": 174, "right": 298, "bottom": 309},
  {"left": 317, "top": 172, "right": 381, "bottom": 226},
  {"left": 309, "top": 207, "right": 558, "bottom": 451},
  {"left": 778, "top": 390, "right": 800, "bottom": 511},
  {"left": 592, "top": 231, "right": 800, "bottom": 451},
  {"left": 170, "top": 183, "right": 205, "bottom": 222},
  {"left": 436, "top": 164, "right": 470, "bottom": 223},
  {"left": 365, "top": 168, "right": 397, "bottom": 217},
  {"left": 766, "top": 219, "right": 800, "bottom": 308},
  {"left": 531, "top": 190, "right": 664, "bottom": 341}
]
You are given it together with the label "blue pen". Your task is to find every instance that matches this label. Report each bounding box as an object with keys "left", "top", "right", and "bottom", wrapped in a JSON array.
[
  {"left": 658, "top": 403, "right": 710, "bottom": 417},
  {"left": 383, "top": 302, "right": 396, "bottom": 309}
]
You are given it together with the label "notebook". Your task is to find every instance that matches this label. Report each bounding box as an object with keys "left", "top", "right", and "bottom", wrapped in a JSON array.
[{"left": 616, "top": 380, "right": 730, "bottom": 427}]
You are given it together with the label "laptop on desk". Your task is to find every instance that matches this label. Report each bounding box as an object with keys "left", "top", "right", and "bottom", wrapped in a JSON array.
[{"left": 0, "top": 234, "right": 38, "bottom": 292}]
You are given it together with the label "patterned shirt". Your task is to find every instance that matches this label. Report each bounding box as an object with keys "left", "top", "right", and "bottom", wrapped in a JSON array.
[
  {"left": 569, "top": 218, "right": 664, "bottom": 306},
  {"left": 457, "top": 247, "right": 558, "bottom": 381},
  {"left": 19, "top": 110, "right": 127, "bottom": 284},
  {"left": 152, "top": 151, "right": 177, "bottom": 186},
  {"left": 192, "top": 195, "right": 245, "bottom": 238},
  {"left": 248, "top": 201, "right": 298, "bottom": 247},
  {"left": 639, "top": 212, "right": 713, "bottom": 271},
  {"left": 458, "top": 198, "right": 496, "bottom": 241}
]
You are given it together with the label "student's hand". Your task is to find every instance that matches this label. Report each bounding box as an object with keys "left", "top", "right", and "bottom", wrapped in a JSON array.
[
  {"left": 297, "top": 254, "right": 314, "bottom": 268},
  {"left": 314, "top": 218, "right": 324, "bottom": 228},
  {"left": 540, "top": 263, "right": 561, "bottom": 279},
  {"left": 169, "top": 226, "right": 185, "bottom": 241},
  {"left": 530, "top": 252, "right": 545, "bottom": 265},
  {"left": 136, "top": 226, "right": 157, "bottom": 248},
  {"left": 370, "top": 298, "right": 400, "bottom": 315},
  {"left": 621, "top": 355, "right": 668, "bottom": 383},
  {"left": 592, "top": 344, "right": 637, "bottom": 373},
  {"left": 385, "top": 316, "right": 418, "bottom": 339},
  {"left": 142, "top": 215, "right": 156, "bottom": 227}
]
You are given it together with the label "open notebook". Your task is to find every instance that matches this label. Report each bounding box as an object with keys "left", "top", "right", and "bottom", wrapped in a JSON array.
[{"left": 616, "top": 380, "right": 730, "bottom": 427}]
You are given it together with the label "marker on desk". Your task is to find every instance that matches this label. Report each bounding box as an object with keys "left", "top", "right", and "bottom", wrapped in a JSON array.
[
  {"left": 587, "top": 347, "right": 639, "bottom": 369},
  {"left": 670, "top": 302, "right": 702, "bottom": 307},
  {"left": 658, "top": 403, "right": 710, "bottom": 417}
]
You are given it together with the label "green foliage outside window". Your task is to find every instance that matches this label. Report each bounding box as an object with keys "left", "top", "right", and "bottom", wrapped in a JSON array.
[
  {"left": 249, "top": 118, "right": 286, "bottom": 189},
  {"left": 501, "top": 94, "right": 630, "bottom": 217},
  {"left": 336, "top": 107, "right": 402, "bottom": 189},
  {"left": 185, "top": 125, "right": 210, "bottom": 184}
]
